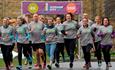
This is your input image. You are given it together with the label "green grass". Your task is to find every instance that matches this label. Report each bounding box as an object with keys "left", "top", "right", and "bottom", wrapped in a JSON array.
[
  {"left": 111, "top": 51, "right": 115, "bottom": 57},
  {"left": 0, "top": 52, "right": 68, "bottom": 68},
  {"left": 0, "top": 58, "right": 22, "bottom": 68},
  {"left": 0, "top": 59, "right": 5, "bottom": 67}
]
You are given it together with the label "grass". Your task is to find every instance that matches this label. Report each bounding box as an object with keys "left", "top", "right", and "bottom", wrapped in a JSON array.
[
  {"left": 0, "top": 52, "right": 69, "bottom": 68},
  {"left": 0, "top": 59, "right": 5, "bottom": 67}
]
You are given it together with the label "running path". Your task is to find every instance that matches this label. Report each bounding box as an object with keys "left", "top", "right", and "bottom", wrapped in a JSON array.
[
  {"left": 0, "top": 61, "right": 115, "bottom": 70},
  {"left": 50, "top": 61, "right": 115, "bottom": 70}
]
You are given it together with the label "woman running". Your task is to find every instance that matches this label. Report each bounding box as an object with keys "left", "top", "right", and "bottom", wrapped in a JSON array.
[
  {"left": 55, "top": 16, "right": 65, "bottom": 68},
  {"left": 62, "top": 13, "right": 79, "bottom": 68},
  {"left": 16, "top": 16, "right": 32, "bottom": 70},
  {"left": 91, "top": 16, "right": 102, "bottom": 67},
  {"left": 0, "top": 17, "right": 15, "bottom": 70},
  {"left": 43, "top": 16, "right": 57, "bottom": 70},
  {"left": 23, "top": 14, "right": 33, "bottom": 65},
  {"left": 77, "top": 18, "right": 94, "bottom": 69},
  {"left": 97, "top": 17, "right": 114, "bottom": 68},
  {"left": 7, "top": 17, "right": 16, "bottom": 68}
]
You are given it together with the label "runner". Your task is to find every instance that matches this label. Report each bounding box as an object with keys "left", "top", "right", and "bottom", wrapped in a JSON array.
[
  {"left": 55, "top": 16, "right": 65, "bottom": 68},
  {"left": 91, "top": 16, "right": 102, "bottom": 67},
  {"left": 15, "top": 16, "right": 32, "bottom": 70},
  {"left": 43, "top": 16, "right": 57, "bottom": 70},
  {"left": 97, "top": 17, "right": 114, "bottom": 68},
  {"left": 77, "top": 18, "right": 94, "bottom": 69},
  {"left": 0, "top": 17, "right": 15, "bottom": 70},
  {"left": 62, "top": 13, "right": 79, "bottom": 68},
  {"left": 23, "top": 14, "right": 33, "bottom": 66},
  {"left": 29, "top": 14, "right": 45, "bottom": 69}
]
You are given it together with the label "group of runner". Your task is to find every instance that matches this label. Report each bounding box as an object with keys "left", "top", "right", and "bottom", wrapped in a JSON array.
[{"left": 0, "top": 13, "right": 114, "bottom": 70}]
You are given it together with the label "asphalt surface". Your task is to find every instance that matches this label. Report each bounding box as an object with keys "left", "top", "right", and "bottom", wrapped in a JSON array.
[{"left": 0, "top": 61, "right": 114, "bottom": 70}]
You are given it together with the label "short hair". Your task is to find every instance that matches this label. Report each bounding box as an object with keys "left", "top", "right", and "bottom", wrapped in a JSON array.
[{"left": 83, "top": 13, "right": 88, "bottom": 16}]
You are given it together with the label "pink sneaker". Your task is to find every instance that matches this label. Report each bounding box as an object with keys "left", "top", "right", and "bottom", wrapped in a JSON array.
[
  {"left": 43, "top": 63, "right": 46, "bottom": 69},
  {"left": 34, "top": 63, "right": 38, "bottom": 67},
  {"left": 34, "top": 64, "right": 43, "bottom": 69}
]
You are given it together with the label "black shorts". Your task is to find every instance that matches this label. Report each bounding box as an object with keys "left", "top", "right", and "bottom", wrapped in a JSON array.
[{"left": 32, "top": 43, "right": 45, "bottom": 51}]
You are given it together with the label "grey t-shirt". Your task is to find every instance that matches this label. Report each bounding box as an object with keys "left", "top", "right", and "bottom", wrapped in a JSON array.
[
  {"left": 91, "top": 23, "right": 102, "bottom": 42},
  {"left": 29, "top": 21, "right": 44, "bottom": 43},
  {"left": 44, "top": 25, "right": 57, "bottom": 44},
  {"left": 55, "top": 23, "right": 64, "bottom": 43},
  {"left": 0, "top": 25, "right": 15, "bottom": 45},
  {"left": 63, "top": 20, "right": 79, "bottom": 39},
  {"left": 98, "top": 25, "right": 113, "bottom": 45},
  {"left": 77, "top": 26, "right": 93, "bottom": 46},
  {"left": 16, "top": 24, "right": 30, "bottom": 44}
]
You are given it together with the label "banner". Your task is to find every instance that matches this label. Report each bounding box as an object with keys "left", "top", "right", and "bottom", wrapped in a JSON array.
[{"left": 21, "top": 1, "right": 82, "bottom": 14}]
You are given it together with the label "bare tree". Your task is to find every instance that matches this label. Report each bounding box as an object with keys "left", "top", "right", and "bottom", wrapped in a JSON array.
[{"left": 104, "top": 0, "right": 115, "bottom": 18}]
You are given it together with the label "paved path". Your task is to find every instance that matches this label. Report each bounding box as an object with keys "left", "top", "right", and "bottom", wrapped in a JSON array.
[{"left": 0, "top": 61, "right": 115, "bottom": 70}]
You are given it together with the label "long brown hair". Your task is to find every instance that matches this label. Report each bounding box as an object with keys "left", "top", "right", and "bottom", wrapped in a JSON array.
[{"left": 64, "top": 13, "right": 74, "bottom": 21}]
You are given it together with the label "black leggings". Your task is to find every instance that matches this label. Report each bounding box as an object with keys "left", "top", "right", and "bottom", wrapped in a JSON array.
[
  {"left": 1, "top": 44, "right": 12, "bottom": 67},
  {"left": 102, "top": 45, "right": 112, "bottom": 64},
  {"left": 64, "top": 39, "right": 76, "bottom": 63},
  {"left": 55, "top": 43, "right": 65, "bottom": 63},
  {"left": 94, "top": 41, "right": 102, "bottom": 61},
  {"left": 82, "top": 44, "right": 93, "bottom": 64},
  {"left": 17, "top": 43, "right": 32, "bottom": 65},
  {"left": 9, "top": 43, "right": 15, "bottom": 63},
  {"left": 28, "top": 41, "right": 32, "bottom": 58}
]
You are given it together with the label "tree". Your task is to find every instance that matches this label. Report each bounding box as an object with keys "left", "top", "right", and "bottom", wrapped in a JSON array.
[{"left": 104, "top": 0, "right": 115, "bottom": 18}]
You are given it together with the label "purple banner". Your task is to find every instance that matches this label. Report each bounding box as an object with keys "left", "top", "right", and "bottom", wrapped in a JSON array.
[{"left": 21, "top": 1, "right": 82, "bottom": 14}]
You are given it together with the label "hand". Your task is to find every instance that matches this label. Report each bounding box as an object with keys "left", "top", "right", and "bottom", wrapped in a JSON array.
[
  {"left": 76, "top": 34, "right": 80, "bottom": 39},
  {"left": 93, "top": 37, "right": 95, "bottom": 42},
  {"left": 65, "top": 31, "right": 68, "bottom": 35},
  {"left": 90, "top": 48, "right": 95, "bottom": 53},
  {"left": 2, "top": 37, "right": 8, "bottom": 41},
  {"left": 93, "top": 28, "right": 97, "bottom": 32},
  {"left": 61, "top": 30, "right": 67, "bottom": 35},
  {"left": 45, "top": 38, "right": 49, "bottom": 43},
  {"left": 42, "top": 30, "right": 46, "bottom": 34},
  {"left": 2, "top": 38, "right": 5, "bottom": 41},
  {"left": 24, "top": 39, "right": 28, "bottom": 43}
]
